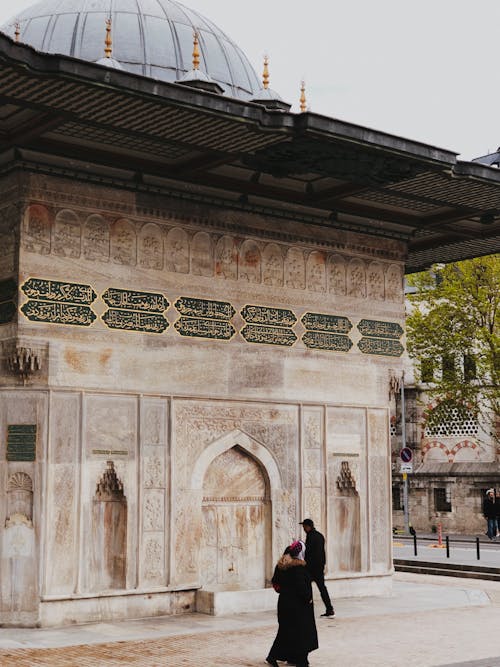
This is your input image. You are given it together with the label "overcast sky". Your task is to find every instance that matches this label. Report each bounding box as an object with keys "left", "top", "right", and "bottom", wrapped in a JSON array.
[{"left": 0, "top": 0, "right": 498, "bottom": 161}]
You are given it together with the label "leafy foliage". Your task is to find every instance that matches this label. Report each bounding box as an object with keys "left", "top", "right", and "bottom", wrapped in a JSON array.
[{"left": 406, "top": 255, "right": 499, "bottom": 442}]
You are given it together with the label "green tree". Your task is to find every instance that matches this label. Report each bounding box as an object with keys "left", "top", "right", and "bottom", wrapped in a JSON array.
[{"left": 406, "top": 254, "right": 499, "bottom": 442}]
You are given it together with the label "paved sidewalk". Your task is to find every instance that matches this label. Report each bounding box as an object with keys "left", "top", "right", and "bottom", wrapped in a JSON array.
[{"left": 1, "top": 574, "right": 499, "bottom": 666}]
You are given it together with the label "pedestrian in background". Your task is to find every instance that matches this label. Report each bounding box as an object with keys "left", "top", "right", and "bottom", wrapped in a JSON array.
[
  {"left": 299, "top": 519, "right": 334, "bottom": 617},
  {"left": 266, "top": 540, "right": 318, "bottom": 667},
  {"left": 483, "top": 489, "right": 498, "bottom": 540}
]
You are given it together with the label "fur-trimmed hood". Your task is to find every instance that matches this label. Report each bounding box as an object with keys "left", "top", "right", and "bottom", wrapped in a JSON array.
[{"left": 276, "top": 554, "right": 307, "bottom": 570}]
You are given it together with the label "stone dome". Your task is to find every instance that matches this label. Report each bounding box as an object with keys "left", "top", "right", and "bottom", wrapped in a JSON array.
[{"left": 3, "top": 0, "right": 261, "bottom": 100}]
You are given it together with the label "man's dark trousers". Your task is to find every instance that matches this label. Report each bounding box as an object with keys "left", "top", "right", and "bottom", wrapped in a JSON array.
[{"left": 310, "top": 570, "right": 333, "bottom": 613}]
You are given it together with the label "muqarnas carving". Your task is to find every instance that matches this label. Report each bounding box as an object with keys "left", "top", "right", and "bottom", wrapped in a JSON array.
[
  {"left": 336, "top": 461, "right": 358, "bottom": 495},
  {"left": 92, "top": 461, "right": 127, "bottom": 591}
]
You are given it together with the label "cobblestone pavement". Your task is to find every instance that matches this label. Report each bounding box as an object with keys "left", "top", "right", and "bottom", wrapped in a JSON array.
[{"left": 2, "top": 574, "right": 500, "bottom": 667}]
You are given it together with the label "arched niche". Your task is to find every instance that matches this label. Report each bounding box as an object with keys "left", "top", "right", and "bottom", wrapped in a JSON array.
[
  {"left": 53, "top": 209, "right": 81, "bottom": 258},
  {"left": 180, "top": 430, "right": 283, "bottom": 591}
]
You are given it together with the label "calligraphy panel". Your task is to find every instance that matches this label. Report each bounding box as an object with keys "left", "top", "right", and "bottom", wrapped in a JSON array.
[
  {"left": 102, "top": 288, "right": 168, "bottom": 313},
  {"left": 239, "top": 240, "right": 261, "bottom": 283},
  {"left": 102, "top": 309, "right": 169, "bottom": 333},
  {"left": 357, "top": 338, "right": 404, "bottom": 357},
  {"left": 138, "top": 223, "right": 163, "bottom": 270},
  {"left": 241, "top": 324, "right": 297, "bottom": 347},
  {"left": 53, "top": 209, "right": 81, "bottom": 258},
  {"left": 241, "top": 305, "right": 296, "bottom": 328},
  {"left": 21, "top": 301, "right": 96, "bottom": 327},
  {"left": 23, "top": 204, "right": 51, "bottom": 255},
  {"left": 302, "top": 331, "right": 352, "bottom": 352},
  {"left": 83, "top": 214, "right": 110, "bottom": 262},
  {"left": 174, "top": 317, "right": 235, "bottom": 340},
  {"left": 301, "top": 312, "right": 352, "bottom": 334},
  {"left": 165, "top": 227, "right": 189, "bottom": 273},
  {"left": 22, "top": 278, "right": 96, "bottom": 304},
  {"left": 357, "top": 319, "right": 404, "bottom": 339},
  {"left": 175, "top": 297, "right": 235, "bottom": 320}
]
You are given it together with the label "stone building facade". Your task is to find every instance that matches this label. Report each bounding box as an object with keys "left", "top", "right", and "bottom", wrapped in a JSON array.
[
  {"left": 0, "top": 172, "right": 399, "bottom": 626},
  {"left": 1, "top": 0, "right": 500, "bottom": 629}
]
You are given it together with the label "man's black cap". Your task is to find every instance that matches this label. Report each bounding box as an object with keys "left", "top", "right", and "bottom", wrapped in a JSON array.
[{"left": 299, "top": 518, "right": 314, "bottom": 527}]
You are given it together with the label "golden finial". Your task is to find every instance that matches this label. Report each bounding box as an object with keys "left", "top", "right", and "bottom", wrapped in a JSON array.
[
  {"left": 14, "top": 21, "right": 20, "bottom": 43},
  {"left": 193, "top": 31, "right": 200, "bottom": 70},
  {"left": 263, "top": 54, "right": 270, "bottom": 90},
  {"left": 104, "top": 17, "right": 112, "bottom": 58},
  {"left": 300, "top": 80, "right": 307, "bottom": 113}
]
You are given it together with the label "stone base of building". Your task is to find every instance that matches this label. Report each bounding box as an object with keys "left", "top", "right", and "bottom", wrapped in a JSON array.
[
  {"left": 20, "top": 590, "right": 197, "bottom": 628},
  {"left": 196, "top": 574, "right": 393, "bottom": 616}
]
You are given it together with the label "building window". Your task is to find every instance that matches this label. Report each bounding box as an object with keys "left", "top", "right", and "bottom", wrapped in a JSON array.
[
  {"left": 392, "top": 485, "right": 403, "bottom": 511},
  {"left": 442, "top": 354, "right": 456, "bottom": 381},
  {"left": 421, "top": 358, "right": 434, "bottom": 383},
  {"left": 463, "top": 354, "right": 477, "bottom": 382},
  {"left": 423, "top": 399, "right": 479, "bottom": 438},
  {"left": 434, "top": 487, "right": 451, "bottom": 512}
]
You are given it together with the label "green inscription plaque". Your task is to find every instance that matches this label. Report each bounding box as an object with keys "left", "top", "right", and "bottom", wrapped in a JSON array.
[
  {"left": 102, "top": 288, "right": 169, "bottom": 313},
  {"left": 0, "top": 301, "right": 16, "bottom": 325},
  {"left": 21, "top": 300, "right": 96, "bottom": 326},
  {"left": 301, "top": 312, "right": 352, "bottom": 334},
  {"left": 0, "top": 278, "right": 17, "bottom": 303},
  {"left": 7, "top": 424, "right": 36, "bottom": 461},
  {"left": 175, "top": 297, "right": 235, "bottom": 321},
  {"left": 22, "top": 278, "right": 96, "bottom": 304},
  {"left": 241, "top": 305, "right": 297, "bottom": 328},
  {"left": 241, "top": 324, "right": 297, "bottom": 347},
  {"left": 102, "top": 309, "right": 169, "bottom": 333},
  {"left": 358, "top": 337, "right": 404, "bottom": 357},
  {"left": 175, "top": 316, "right": 235, "bottom": 340},
  {"left": 357, "top": 319, "right": 404, "bottom": 339},
  {"left": 302, "top": 331, "right": 353, "bottom": 352}
]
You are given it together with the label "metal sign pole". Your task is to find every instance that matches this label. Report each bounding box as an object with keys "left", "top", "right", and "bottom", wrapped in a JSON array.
[{"left": 401, "top": 372, "right": 409, "bottom": 534}]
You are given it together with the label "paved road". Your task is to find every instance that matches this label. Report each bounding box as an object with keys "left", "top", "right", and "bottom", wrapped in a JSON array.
[
  {"left": 1, "top": 574, "right": 500, "bottom": 666},
  {"left": 394, "top": 537, "right": 500, "bottom": 567}
]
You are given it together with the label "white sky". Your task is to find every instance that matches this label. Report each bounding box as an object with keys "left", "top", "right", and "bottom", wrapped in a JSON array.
[{"left": 0, "top": 0, "right": 498, "bottom": 161}]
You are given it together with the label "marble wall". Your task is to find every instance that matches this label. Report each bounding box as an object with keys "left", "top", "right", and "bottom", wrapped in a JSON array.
[{"left": 0, "top": 174, "right": 401, "bottom": 625}]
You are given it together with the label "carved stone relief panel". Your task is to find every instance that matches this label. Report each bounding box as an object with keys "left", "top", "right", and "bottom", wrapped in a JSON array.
[
  {"left": 142, "top": 401, "right": 167, "bottom": 447},
  {"left": 45, "top": 464, "right": 77, "bottom": 594},
  {"left": 306, "top": 251, "right": 327, "bottom": 293},
  {"left": 53, "top": 209, "right": 81, "bottom": 258},
  {"left": 7, "top": 472, "right": 33, "bottom": 521},
  {"left": 367, "top": 409, "right": 389, "bottom": 457},
  {"left": 302, "top": 407, "right": 324, "bottom": 526},
  {"left": 165, "top": 227, "right": 189, "bottom": 274},
  {"left": 367, "top": 262, "right": 385, "bottom": 301},
  {"left": 143, "top": 490, "right": 164, "bottom": 531},
  {"left": 239, "top": 240, "right": 261, "bottom": 284},
  {"left": 191, "top": 231, "right": 213, "bottom": 276},
  {"left": 285, "top": 248, "right": 305, "bottom": 290},
  {"left": 142, "top": 536, "right": 165, "bottom": 583},
  {"left": 111, "top": 219, "right": 137, "bottom": 266},
  {"left": 385, "top": 264, "right": 403, "bottom": 302},
  {"left": 328, "top": 254, "right": 347, "bottom": 296},
  {"left": 347, "top": 258, "right": 366, "bottom": 299},
  {"left": 369, "top": 456, "right": 391, "bottom": 569},
  {"left": 215, "top": 235, "right": 238, "bottom": 280},
  {"left": 327, "top": 455, "right": 361, "bottom": 573},
  {"left": 262, "top": 243, "right": 283, "bottom": 287},
  {"left": 22, "top": 204, "right": 51, "bottom": 255},
  {"left": 138, "top": 223, "right": 163, "bottom": 270},
  {"left": 83, "top": 214, "right": 110, "bottom": 262}
]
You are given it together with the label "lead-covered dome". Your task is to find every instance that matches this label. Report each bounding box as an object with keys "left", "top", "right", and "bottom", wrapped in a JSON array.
[{"left": 3, "top": 0, "right": 261, "bottom": 99}]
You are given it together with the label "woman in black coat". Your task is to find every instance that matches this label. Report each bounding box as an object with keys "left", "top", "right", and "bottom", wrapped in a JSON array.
[{"left": 266, "top": 541, "right": 319, "bottom": 667}]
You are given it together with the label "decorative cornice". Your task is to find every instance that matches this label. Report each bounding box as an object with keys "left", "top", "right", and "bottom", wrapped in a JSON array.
[{"left": 0, "top": 157, "right": 411, "bottom": 253}]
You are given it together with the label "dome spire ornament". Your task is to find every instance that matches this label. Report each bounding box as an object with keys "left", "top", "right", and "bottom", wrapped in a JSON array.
[
  {"left": 176, "top": 29, "right": 223, "bottom": 94},
  {"left": 14, "top": 21, "right": 20, "bottom": 43},
  {"left": 104, "top": 17, "right": 112, "bottom": 59},
  {"left": 262, "top": 54, "right": 270, "bottom": 90},
  {"left": 95, "top": 16, "right": 122, "bottom": 70},
  {"left": 250, "top": 53, "right": 291, "bottom": 112},
  {"left": 300, "top": 80, "right": 307, "bottom": 113},
  {"left": 192, "top": 30, "right": 200, "bottom": 71}
]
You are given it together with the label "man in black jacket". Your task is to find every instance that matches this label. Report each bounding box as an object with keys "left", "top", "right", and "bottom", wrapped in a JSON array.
[
  {"left": 300, "top": 519, "right": 334, "bottom": 617},
  {"left": 483, "top": 489, "right": 499, "bottom": 540}
]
